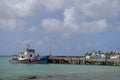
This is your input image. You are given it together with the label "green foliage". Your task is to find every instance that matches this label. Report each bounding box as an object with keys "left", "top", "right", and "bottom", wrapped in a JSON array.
[{"left": 85, "top": 50, "right": 120, "bottom": 57}]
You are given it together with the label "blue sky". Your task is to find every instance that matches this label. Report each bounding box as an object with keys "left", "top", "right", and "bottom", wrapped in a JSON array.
[{"left": 0, "top": 0, "right": 120, "bottom": 56}]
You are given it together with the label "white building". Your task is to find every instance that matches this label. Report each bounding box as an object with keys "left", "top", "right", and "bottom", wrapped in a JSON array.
[
  {"left": 110, "top": 55, "right": 120, "bottom": 59},
  {"left": 86, "top": 56, "right": 91, "bottom": 59}
]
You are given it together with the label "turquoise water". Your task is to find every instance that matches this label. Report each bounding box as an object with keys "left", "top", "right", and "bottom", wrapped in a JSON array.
[{"left": 0, "top": 56, "right": 120, "bottom": 80}]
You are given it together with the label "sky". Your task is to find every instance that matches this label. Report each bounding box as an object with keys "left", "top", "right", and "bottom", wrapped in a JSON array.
[{"left": 0, "top": 0, "right": 120, "bottom": 56}]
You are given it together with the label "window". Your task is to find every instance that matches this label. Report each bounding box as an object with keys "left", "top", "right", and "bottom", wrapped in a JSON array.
[{"left": 30, "top": 55, "right": 32, "bottom": 57}]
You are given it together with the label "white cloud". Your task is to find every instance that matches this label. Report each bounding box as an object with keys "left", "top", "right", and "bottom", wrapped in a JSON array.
[
  {"left": 41, "top": 18, "right": 63, "bottom": 32},
  {"left": 0, "top": 0, "right": 37, "bottom": 18},
  {"left": 0, "top": 19, "right": 24, "bottom": 31},
  {"left": 1, "top": 0, "right": 120, "bottom": 19},
  {"left": 74, "top": 0, "right": 120, "bottom": 19},
  {"left": 0, "top": 0, "right": 37, "bottom": 31},
  {"left": 0, "top": 0, "right": 70, "bottom": 31},
  {"left": 0, "top": 0, "right": 119, "bottom": 33},
  {"left": 28, "top": 26, "right": 37, "bottom": 32},
  {"left": 40, "top": 0, "right": 73, "bottom": 12},
  {"left": 0, "top": 0, "right": 70, "bottom": 18},
  {"left": 41, "top": 0, "right": 64, "bottom": 12},
  {"left": 41, "top": 7, "right": 108, "bottom": 37},
  {"left": 79, "top": 19, "right": 108, "bottom": 33},
  {"left": 46, "top": 0, "right": 120, "bottom": 35}
]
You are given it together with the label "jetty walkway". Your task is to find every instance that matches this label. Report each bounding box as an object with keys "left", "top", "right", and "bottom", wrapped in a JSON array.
[{"left": 48, "top": 56, "right": 120, "bottom": 66}]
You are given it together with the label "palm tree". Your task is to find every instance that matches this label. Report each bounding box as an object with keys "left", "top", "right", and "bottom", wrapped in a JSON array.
[{"left": 85, "top": 52, "right": 89, "bottom": 56}]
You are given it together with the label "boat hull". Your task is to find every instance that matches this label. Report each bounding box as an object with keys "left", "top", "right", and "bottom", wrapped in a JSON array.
[{"left": 9, "top": 56, "right": 49, "bottom": 64}]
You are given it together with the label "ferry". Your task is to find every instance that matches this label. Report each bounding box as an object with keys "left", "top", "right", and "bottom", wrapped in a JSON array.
[{"left": 9, "top": 48, "right": 49, "bottom": 64}]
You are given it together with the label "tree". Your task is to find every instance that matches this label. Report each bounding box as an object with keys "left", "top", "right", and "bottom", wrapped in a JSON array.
[{"left": 85, "top": 52, "right": 89, "bottom": 56}]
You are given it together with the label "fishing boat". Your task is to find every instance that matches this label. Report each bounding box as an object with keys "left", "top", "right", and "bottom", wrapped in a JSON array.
[{"left": 9, "top": 48, "right": 49, "bottom": 64}]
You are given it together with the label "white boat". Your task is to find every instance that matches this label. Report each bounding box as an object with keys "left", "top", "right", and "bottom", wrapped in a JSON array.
[{"left": 10, "top": 48, "right": 49, "bottom": 64}]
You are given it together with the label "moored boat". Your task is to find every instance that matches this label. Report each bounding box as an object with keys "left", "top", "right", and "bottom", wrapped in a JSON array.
[{"left": 9, "top": 48, "right": 49, "bottom": 64}]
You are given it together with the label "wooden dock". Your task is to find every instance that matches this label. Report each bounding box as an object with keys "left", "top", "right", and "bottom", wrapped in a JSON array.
[{"left": 48, "top": 56, "right": 120, "bottom": 66}]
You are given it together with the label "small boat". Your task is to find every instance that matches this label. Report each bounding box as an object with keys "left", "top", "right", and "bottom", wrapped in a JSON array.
[{"left": 9, "top": 48, "right": 49, "bottom": 64}]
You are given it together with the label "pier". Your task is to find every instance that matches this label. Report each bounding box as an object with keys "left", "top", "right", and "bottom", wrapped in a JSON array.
[{"left": 48, "top": 56, "right": 120, "bottom": 66}]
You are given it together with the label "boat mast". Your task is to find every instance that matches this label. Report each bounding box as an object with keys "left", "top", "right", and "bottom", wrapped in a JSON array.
[{"left": 26, "top": 43, "right": 30, "bottom": 50}]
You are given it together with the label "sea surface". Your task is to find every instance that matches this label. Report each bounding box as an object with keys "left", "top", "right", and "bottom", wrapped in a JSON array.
[{"left": 0, "top": 56, "right": 120, "bottom": 80}]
